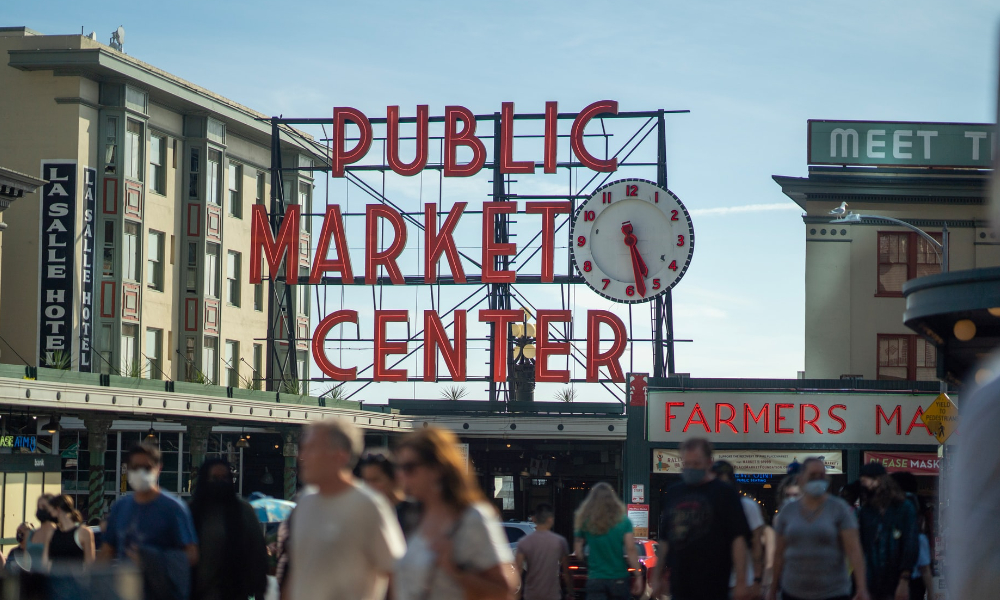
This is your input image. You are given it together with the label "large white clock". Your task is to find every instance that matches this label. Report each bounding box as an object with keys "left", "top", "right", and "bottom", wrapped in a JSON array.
[{"left": 570, "top": 179, "right": 694, "bottom": 303}]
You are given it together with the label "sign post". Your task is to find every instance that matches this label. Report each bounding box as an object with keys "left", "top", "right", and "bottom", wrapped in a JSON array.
[{"left": 920, "top": 393, "right": 958, "bottom": 444}]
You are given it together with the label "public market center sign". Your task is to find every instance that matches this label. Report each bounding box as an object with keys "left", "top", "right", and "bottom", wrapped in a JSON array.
[{"left": 647, "top": 391, "right": 938, "bottom": 445}]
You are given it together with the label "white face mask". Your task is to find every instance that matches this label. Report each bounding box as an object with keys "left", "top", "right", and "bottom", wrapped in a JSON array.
[
  {"left": 803, "top": 479, "right": 829, "bottom": 497},
  {"left": 127, "top": 468, "right": 158, "bottom": 492}
]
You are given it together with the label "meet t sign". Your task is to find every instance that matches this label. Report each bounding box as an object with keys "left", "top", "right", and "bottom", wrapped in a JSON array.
[{"left": 808, "top": 120, "right": 994, "bottom": 168}]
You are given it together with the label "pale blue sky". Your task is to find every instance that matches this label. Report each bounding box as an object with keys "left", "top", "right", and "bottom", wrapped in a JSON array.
[{"left": 8, "top": 1, "right": 999, "bottom": 401}]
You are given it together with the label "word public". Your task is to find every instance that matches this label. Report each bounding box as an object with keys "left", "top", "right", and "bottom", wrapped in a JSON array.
[{"left": 331, "top": 100, "right": 620, "bottom": 177}]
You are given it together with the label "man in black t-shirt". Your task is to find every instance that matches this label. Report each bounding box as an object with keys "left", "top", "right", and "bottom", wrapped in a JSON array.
[{"left": 650, "top": 438, "right": 752, "bottom": 600}]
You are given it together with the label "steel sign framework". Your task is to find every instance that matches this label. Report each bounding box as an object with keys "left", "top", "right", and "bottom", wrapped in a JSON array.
[{"left": 259, "top": 105, "right": 689, "bottom": 406}]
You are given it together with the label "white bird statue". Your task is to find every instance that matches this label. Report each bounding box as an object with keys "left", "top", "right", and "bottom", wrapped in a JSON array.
[{"left": 829, "top": 201, "right": 848, "bottom": 216}]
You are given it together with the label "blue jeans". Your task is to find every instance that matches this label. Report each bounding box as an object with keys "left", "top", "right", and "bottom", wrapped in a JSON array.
[{"left": 585, "top": 577, "right": 630, "bottom": 600}]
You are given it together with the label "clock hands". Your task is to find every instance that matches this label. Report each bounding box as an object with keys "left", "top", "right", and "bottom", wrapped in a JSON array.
[{"left": 621, "top": 221, "right": 648, "bottom": 297}]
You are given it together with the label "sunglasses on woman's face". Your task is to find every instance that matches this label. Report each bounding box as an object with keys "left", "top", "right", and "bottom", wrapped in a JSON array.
[{"left": 396, "top": 461, "right": 425, "bottom": 474}]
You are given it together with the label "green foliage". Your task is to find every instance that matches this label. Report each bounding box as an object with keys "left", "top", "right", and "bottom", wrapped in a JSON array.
[
  {"left": 122, "top": 359, "right": 143, "bottom": 379},
  {"left": 441, "top": 385, "right": 469, "bottom": 401},
  {"left": 42, "top": 350, "right": 72, "bottom": 371},
  {"left": 280, "top": 378, "right": 302, "bottom": 396},
  {"left": 554, "top": 387, "right": 578, "bottom": 403}
]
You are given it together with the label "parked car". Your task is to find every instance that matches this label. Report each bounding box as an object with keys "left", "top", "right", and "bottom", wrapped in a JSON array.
[
  {"left": 502, "top": 520, "right": 536, "bottom": 551},
  {"left": 567, "top": 539, "right": 651, "bottom": 600}
]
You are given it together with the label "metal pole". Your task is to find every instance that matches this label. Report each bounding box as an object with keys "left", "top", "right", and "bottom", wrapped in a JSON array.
[
  {"left": 942, "top": 222, "right": 949, "bottom": 273},
  {"left": 654, "top": 109, "right": 675, "bottom": 377}
]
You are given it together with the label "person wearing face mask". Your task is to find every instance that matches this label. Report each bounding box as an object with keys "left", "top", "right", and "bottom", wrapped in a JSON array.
[
  {"left": 189, "top": 458, "right": 268, "bottom": 600},
  {"left": 99, "top": 442, "right": 199, "bottom": 600},
  {"left": 3, "top": 523, "right": 34, "bottom": 577},
  {"left": 768, "top": 458, "right": 869, "bottom": 600},
  {"left": 23, "top": 494, "right": 57, "bottom": 571},
  {"left": 856, "top": 463, "right": 917, "bottom": 600},
  {"left": 44, "top": 494, "right": 96, "bottom": 566},
  {"left": 649, "top": 438, "right": 752, "bottom": 600}
]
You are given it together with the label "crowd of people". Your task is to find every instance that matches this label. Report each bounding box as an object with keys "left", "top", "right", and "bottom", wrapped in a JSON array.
[{"left": 0, "top": 425, "right": 936, "bottom": 600}]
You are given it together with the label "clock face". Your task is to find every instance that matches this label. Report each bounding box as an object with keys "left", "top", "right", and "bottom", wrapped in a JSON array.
[{"left": 570, "top": 179, "right": 694, "bottom": 304}]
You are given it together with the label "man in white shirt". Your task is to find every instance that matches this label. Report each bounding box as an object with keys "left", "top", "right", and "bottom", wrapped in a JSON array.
[
  {"left": 713, "top": 461, "right": 765, "bottom": 600},
  {"left": 289, "top": 418, "right": 406, "bottom": 600}
]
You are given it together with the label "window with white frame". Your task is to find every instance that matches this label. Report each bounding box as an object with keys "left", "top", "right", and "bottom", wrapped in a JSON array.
[
  {"left": 203, "top": 336, "right": 218, "bottom": 385},
  {"left": 225, "top": 340, "right": 240, "bottom": 388},
  {"left": 252, "top": 343, "right": 263, "bottom": 390},
  {"left": 149, "top": 134, "right": 166, "bottom": 194},
  {"left": 227, "top": 251, "right": 241, "bottom": 306},
  {"left": 120, "top": 324, "right": 139, "bottom": 376},
  {"left": 256, "top": 171, "right": 266, "bottom": 205},
  {"left": 205, "top": 243, "right": 221, "bottom": 298},
  {"left": 123, "top": 222, "right": 140, "bottom": 282},
  {"left": 207, "top": 150, "right": 222, "bottom": 205},
  {"left": 228, "top": 162, "right": 242, "bottom": 218},
  {"left": 147, "top": 230, "right": 164, "bottom": 290},
  {"left": 125, "top": 119, "right": 144, "bottom": 182},
  {"left": 146, "top": 328, "right": 162, "bottom": 380}
]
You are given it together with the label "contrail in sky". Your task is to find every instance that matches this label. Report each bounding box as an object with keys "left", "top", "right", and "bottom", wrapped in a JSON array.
[{"left": 689, "top": 203, "right": 801, "bottom": 217}]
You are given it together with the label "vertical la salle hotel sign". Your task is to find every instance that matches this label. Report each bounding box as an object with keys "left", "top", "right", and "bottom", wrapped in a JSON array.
[{"left": 38, "top": 161, "right": 76, "bottom": 367}]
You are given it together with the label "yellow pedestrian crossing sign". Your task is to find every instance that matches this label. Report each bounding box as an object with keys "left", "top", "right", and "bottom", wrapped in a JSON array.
[{"left": 921, "top": 393, "right": 958, "bottom": 444}]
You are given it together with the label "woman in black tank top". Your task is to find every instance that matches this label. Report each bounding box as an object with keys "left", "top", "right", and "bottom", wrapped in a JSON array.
[{"left": 44, "top": 495, "right": 95, "bottom": 566}]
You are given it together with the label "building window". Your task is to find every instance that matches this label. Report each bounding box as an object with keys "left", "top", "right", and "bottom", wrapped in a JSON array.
[
  {"left": 299, "top": 182, "right": 311, "bottom": 233},
  {"left": 877, "top": 334, "right": 937, "bottom": 381},
  {"left": 125, "top": 119, "right": 144, "bottom": 182},
  {"left": 225, "top": 340, "right": 240, "bottom": 388},
  {"left": 189, "top": 148, "right": 200, "bottom": 198},
  {"left": 146, "top": 328, "right": 162, "bottom": 380},
  {"left": 296, "top": 281, "right": 307, "bottom": 316},
  {"left": 185, "top": 337, "right": 196, "bottom": 382},
  {"left": 228, "top": 163, "right": 242, "bottom": 218},
  {"left": 256, "top": 171, "right": 266, "bottom": 205},
  {"left": 877, "top": 232, "right": 943, "bottom": 296},
  {"left": 105, "top": 116, "right": 118, "bottom": 174},
  {"left": 187, "top": 242, "right": 198, "bottom": 293},
  {"left": 147, "top": 230, "right": 164, "bottom": 290},
  {"left": 203, "top": 336, "right": 218, "bottom": 385},
  {"left": 99, "top": 324, "right": 114, "bottom": 375},
  {"left": 121, "top": 324, "right": 139, "bottom": 376},
  {"left": 297, "top": 351, "right": 308, "bottom": 395},
  {"left": 227, "top": 251, "right": 241, "bottom": 306},
  {"left": 102, "top": 221, "right": 115, "bottom": 278},
  {"left": 205, "top": 243, "right": 221, "bottom": 298},
  {"left": 123, "top": 222, "right": 140, "bottom": 282},
  {"left": 252, "top": 343, "right": 263, "bottom": 390},
  {"left": 254, "top": 283, "right": 263, "bottom": 312},
  {"left": 149, "top": 134, "right": 166, "bottom": 194},
  {"left": 207, "top": 150, "right": 222, "bottom": 205}
]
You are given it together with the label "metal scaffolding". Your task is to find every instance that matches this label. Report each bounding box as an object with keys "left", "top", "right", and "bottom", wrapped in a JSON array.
[{"left": 261, "top": 107, "right": 688, "bottom": 406}]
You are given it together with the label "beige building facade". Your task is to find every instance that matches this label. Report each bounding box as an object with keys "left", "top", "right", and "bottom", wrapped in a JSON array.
[
  {"left": 0, "top": 27, "right": 315, "bottom": 391},
  {"left": 776, "top": 160, "right": 998, "bottom": 381}
]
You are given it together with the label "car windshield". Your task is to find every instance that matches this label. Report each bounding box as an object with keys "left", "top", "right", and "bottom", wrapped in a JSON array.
[
  {"left": 635, "top": 542, "right": 646, "bottom": 557},
  {"left": 505, "top": 527, "right": 527, "bottom": 544}
]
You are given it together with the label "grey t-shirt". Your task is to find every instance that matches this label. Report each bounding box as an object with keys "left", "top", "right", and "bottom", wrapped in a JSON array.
[{"left": 774, "top": 496, "right": 858, "bottom": 599}]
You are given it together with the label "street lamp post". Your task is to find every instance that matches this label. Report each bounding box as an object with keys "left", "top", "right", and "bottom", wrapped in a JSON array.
[{"left": 830, "top": 212, "right": 949, "bottom": 272}]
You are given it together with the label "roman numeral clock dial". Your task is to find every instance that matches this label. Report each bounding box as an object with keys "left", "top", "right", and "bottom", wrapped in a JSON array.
[{"left": 571, "top": 179, "right": 695, "bottom": 304}]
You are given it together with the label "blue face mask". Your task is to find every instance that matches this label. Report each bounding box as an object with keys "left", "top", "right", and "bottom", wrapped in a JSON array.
[
  {"left": 682, "top": 468, "right": 706, "bottom": 485},
  {"left": 803, "top": 480, "right": 829, "bottom": 497}
]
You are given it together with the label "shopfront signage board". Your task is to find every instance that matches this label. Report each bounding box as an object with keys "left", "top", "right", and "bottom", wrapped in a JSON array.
[
  {"left": 809, "top": 120, "right": 994, "bottom": 168},
  {"left": 653, "top": 449, "right": 843, "bottom": 475},
  {"left": 647, "top": 392, "right": 938, "bottom": 445},
  {"left": 863, "top": 451, "right": 940, "bottom": 476},
  {"left": 920, "top": 393, "right": 957, "bottom": 444}
]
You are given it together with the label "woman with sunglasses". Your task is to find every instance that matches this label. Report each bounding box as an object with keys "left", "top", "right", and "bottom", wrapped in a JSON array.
[{"left": 392, "top": 427, "right": 518, "bottom": 600}]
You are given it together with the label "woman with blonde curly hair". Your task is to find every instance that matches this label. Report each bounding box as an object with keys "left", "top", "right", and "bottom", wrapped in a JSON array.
[{"left": 573, "top": 482, "right": 642, "bottom": 600}]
